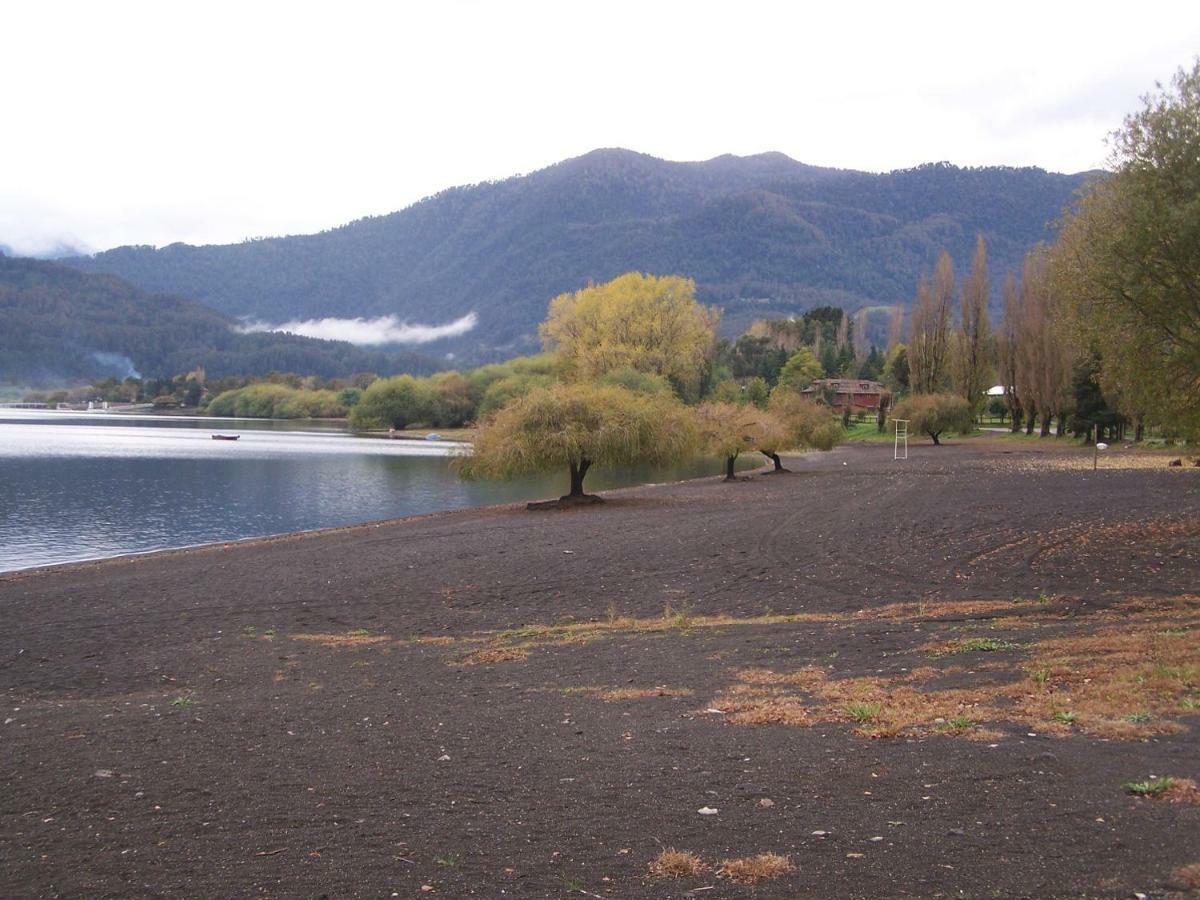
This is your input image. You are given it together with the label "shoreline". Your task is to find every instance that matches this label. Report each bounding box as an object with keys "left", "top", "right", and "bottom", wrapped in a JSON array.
[{"left": 2, "top": 439, "right": 1198, "bottom": 896}]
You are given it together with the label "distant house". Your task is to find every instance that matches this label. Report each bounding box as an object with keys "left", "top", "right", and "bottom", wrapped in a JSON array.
[{"left": 801, "top": 378, "right": 885, "bottom": 411}]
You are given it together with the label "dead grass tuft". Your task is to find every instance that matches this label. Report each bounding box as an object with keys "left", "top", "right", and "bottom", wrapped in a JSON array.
[
  {"left": 1164, "top": 778, "right": 1200, "bottom": 804},
  {"left": 718, "top": 853, "right": 794, "bottom": 884},
  {"left": 648, "top": 849, "right": 706, "bottom": 878},
  {"left": 290, "top": 632, "right": 390, "bottom": 648},
  {"left": 1168, "top": 863, "right": 1200, "bottom": 891},
  {"left": 414, "top": 635, "right": 456, "bottom": 646}
]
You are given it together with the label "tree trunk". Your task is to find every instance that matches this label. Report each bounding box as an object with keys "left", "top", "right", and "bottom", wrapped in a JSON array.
[
  {"left": 1135, "top": 418, "right": 1144, "bottom": 442},
  {"left": 930, "top": 430, "right": 942, "bottom": 446},
  {"left": 1011, "top": 409, "right": 1023, "bottom": 434},
  {"left": 1039, "top": 414, "right": 1051, "bottom": 437},
  {"left": 568, "top": 460, "right": 592, "bottom": 496},
  {"left": 1055, "top": 416, "right": 1066, "bottom": 437},
  {"left": 724, "top": 456, "right": 738, "bottom": 481},
  {"left": 761, "top": 451, "right": 789, "bottom": 473}
]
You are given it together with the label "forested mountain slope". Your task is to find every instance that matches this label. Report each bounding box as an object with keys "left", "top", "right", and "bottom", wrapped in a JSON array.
[
  {"left": 66, "top": 149, "right": 1093, "bottom": 361},
  {"left": 0, "top": 256, "right": 434, "bottom": 384}
]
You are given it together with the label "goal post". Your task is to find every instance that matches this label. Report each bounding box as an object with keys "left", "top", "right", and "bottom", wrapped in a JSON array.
[{"left": 894, "top": 418, "right": 909, "bottom": 461}]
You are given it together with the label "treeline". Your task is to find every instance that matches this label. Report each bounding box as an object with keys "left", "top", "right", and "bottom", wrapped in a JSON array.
[
  {"left": 455, "top": 273, "right": 846, "bottom": 500},
  {"left": 884, "top": 61, "right": 1200, "bottom": 446},
  {"left": 0, "top": 256, "right": 437, "bottom": 385}
]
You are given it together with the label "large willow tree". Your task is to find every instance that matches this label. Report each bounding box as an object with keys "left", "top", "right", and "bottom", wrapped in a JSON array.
[
  {"left": 539, "top": 273, "right": 720, "bottom": 402},
  {"left": 1054, "top": 61, "right": 1200, "bottom": 438},
  {"left": 453, "top": 382, "right": 697, "bottom": 505}
]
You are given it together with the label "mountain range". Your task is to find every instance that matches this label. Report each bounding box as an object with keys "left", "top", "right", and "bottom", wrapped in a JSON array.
[{"left": 59, "top": 149, "right": 1094, "bottom": 365}]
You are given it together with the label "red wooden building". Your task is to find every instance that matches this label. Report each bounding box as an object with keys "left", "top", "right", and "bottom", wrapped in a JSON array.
[{"left": 800, "top": 378, "right": 885, "bottom": 411}]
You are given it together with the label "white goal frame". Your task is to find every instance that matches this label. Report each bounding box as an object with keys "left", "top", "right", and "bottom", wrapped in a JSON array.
[{"left": 893, "top": 419, "right": 909, "bottom": 460}]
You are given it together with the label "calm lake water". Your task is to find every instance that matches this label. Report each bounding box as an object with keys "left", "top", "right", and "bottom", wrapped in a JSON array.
[{"left": 0, "top": 410, "right": 748, "bottom": 573}]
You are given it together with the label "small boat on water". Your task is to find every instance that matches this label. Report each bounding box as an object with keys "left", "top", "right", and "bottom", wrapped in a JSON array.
[{"left": 211, "top": 434, "right": 240, "bottom": 441}]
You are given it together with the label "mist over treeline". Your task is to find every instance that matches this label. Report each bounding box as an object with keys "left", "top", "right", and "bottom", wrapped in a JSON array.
[{"left": 0, "top": 256, "right": 439, "bottom": 385}]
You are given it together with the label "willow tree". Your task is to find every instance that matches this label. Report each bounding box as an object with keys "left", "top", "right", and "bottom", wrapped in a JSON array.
[
  {"left": 695, "top": 402, "right": 785, "bottom": 481},
  {"left": 453, "top": 382, "right": 697, "bottom": 506},
  {"left": 891, "top": 393, "right": 974, "bottom": 445},
  {"left": 539, "top": 273, "right": 720, "bottom": 402},
  {"left": 758, "top": 391, "right": 843, "bottom": 471}
]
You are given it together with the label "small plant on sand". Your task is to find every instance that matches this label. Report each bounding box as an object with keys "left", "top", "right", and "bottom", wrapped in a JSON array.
[
  {"left": 1053, "top": 711, "right": 1078, "bottom": 725},
  {"left": 1124, "top": 776, "right": 1176, "bottom": 796},
  {"left": 1122, "top": 711, "right": 1151, "bottom": 724},
  {"left": 434, "top": 851, "right": 460, "bottom": 867},
  {"left": 1030, "top": 668, "right": 1051, "bottom": 686},
  {"left": 241, "top": 625, "right": 257, "bottom": 637},
  {"left": 170, "top": 696, "right": 195, "bottom": 708},
  {"left": 1183, "top": 697, "right": 1200, "bottom": 711},
  {"left": 347, "top": 628, "right": 370, "bottom": 637},
  {"left": 947, "top": 715, "right": 976, "bottom": 730},
  {"left": 718, "top": 853, "right": 794, "bottom": 884},
  {"left": 663, "top": 602, "right": 693, "bottom": 632},
  {"left": 957, "top": 638, "right": 1017, "bottom": 653},
  {"left": 648, "top": 849, "right": 707, "bottom": 878},
  {"left": 846, "top": 702, "right": 882, "bottom": 724}
]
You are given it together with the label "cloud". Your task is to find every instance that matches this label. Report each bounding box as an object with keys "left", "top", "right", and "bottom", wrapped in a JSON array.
[
  {"left": 90, "top": 352, "right": 141, "bottom": 379},
  {"left": 240, "top": 312, "right": 479, "bottom": 345}
]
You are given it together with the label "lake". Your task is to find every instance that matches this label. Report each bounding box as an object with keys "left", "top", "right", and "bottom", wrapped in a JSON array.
[{"left": 0, "top": 410, "right": 749, "bottom": 573}]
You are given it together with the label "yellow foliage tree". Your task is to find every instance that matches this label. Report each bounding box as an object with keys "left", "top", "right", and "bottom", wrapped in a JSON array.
[
  {"left": 760, "top": 392, "right": 843, "bottom": 471},
  {"left": 695, "top": 402, "right": 786, "bottom": 481},
  {"left": 539, "top": 273, "right": 720, "bottom": 401},
  {"left": 453, "top": 382, "right": 697, "bottom": 505}
]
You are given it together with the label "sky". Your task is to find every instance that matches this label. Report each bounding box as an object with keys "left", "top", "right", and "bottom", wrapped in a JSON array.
[{"left": 2, "top": 0, "right": 1197, "bottom": 257}]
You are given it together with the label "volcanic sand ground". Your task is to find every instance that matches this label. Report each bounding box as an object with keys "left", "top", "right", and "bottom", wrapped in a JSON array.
[{"left": 2, "top": 439, "right": 1199, "bottom": 898}]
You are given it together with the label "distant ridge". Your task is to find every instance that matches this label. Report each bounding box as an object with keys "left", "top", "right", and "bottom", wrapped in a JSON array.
[
  {"left": 65, "top": 149, "right": 1092, "bottom": 363},
  {"left": 0, "top": 256, "right": 436, "bottom": 384}
]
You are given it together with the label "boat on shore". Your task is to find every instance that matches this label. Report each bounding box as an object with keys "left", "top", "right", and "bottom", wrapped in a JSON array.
[{"left": 211, "top": 434, "right": 240, "bottom": 441}]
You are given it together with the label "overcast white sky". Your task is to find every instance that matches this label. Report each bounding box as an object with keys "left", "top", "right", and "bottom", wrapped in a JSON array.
[{"left": 2, "top": 0, "right": 1196, "bottom": 256}]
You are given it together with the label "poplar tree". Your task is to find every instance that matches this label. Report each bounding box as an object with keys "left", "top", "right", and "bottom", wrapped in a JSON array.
[
  {"left": 951, "top": 236, "right": 994, "bottom": 419},
  {"left": 907, "top": 252, "right": 955, "bottom": 394}
]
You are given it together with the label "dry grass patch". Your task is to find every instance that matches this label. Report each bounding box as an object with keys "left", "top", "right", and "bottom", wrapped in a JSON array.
[
  {"left": 710, "top": 668, "right": 998, "bottom": 737},
  {"left": 718, "top": 853, "right": 794, "bottom": 884},
  {"left": 460, "top": 647, "right": 530, "bottom": 666},
  {"left": 290, "top": 632, "right": 390, "bottom": 648},
  {"left": 855, "top": 599, "right": 1033, "bottom": 622},
  {"left": 458, "top": 609, "right": 838, "bottom": 664},
  {"left": 709, "top": 600, "right": 1200, "bottom": 741},
  {"left": 569, "top": 685, "right": 693, "bottom": 702},
  {"left": 1016, "top": 609, "right": 1199, "bottom": 737},
  {"left": 647, "top": 849, "right": 706, "bottom": 878},
  {"left": 718, "top": 684, "right": 811, "bottom": 726},
  {"left": 413, "top": 635, "right": 456, "bottom": 646}
]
